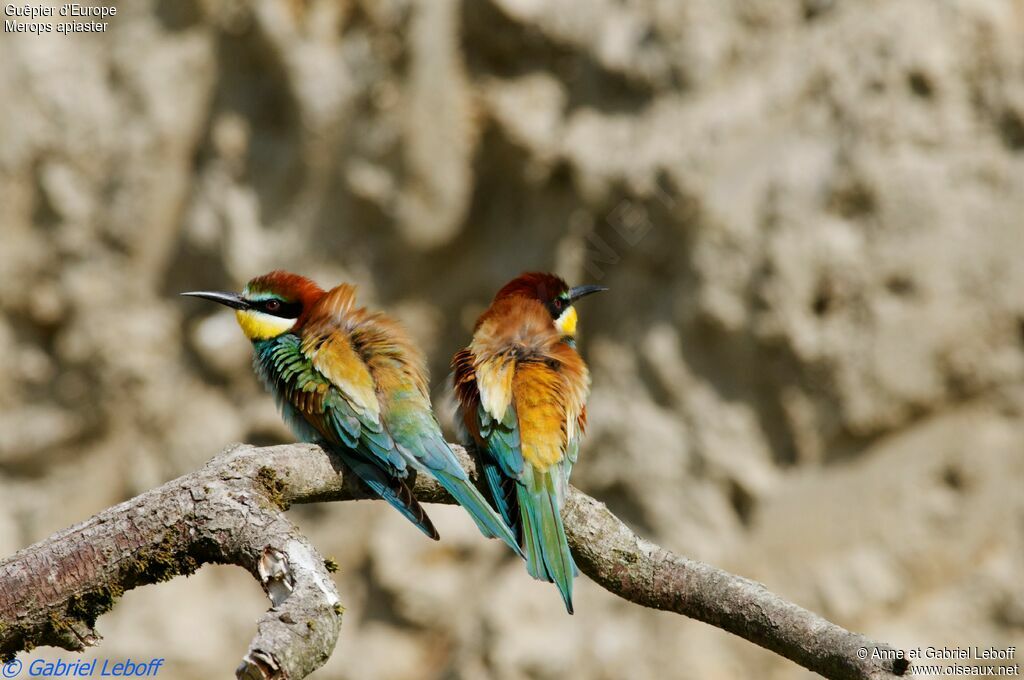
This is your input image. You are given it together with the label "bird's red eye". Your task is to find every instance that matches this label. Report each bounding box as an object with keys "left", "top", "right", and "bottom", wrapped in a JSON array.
[{"left": 265, "top": 300, "right": 281, "bottom": 312}]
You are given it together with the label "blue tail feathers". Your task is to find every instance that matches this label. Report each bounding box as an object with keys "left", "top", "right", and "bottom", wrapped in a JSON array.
[
  {"left": 432, "top": 468, "right": 524, "bottom": 557},
  {"left": 518, "top": 469, "right": 578, "bottom": 614},
  {"left": 344, "top": 456, "right": 439, "bottom": 540},
  {"left": 482, "top": 458, "right": 519, "bottom": 533}
]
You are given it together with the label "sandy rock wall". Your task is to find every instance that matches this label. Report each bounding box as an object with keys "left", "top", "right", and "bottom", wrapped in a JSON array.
[{"left": 1, "top": 0, "right": 1023, "bottom": 678}]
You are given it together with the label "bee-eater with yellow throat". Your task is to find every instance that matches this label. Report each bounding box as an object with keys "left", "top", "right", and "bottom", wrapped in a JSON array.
[
  {"left": 183, "top": 270, "right": 520, "bottom": 552},
  {"left": 452, "top": 272, "right": 605, "bottom": 613}
]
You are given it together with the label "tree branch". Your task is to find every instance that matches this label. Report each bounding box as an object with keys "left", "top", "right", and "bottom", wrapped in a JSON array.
[{"left": 0, "top": 443, "right": 910, "bottom": 680}]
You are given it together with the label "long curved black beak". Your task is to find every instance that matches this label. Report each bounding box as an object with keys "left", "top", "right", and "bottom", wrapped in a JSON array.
[
  {"left": 180, "top": 291, "right": 250, "bottom": 310},
  {"left": 568, "top": 284, "right": 608, "bottom": 302}
]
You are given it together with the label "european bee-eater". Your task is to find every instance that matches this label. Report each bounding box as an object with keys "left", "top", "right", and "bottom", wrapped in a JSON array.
[
  {"left": 183, "top": 271, "right": 520, "bottom": 553},
  {"left": 452, "top": 272, "right": 605, "bottom": 613}
]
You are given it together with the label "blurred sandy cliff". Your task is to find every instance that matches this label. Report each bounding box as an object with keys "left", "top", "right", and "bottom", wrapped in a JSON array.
[{"left": 1, "top": 0, "right": 1024, "bottom": 678}]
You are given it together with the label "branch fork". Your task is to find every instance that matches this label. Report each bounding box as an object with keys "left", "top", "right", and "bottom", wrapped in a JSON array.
[{"left": 0, "top": 443, "right": 910, "bottom": 680}]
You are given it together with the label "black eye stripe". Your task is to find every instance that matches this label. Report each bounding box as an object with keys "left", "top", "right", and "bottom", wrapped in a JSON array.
[
  {"left": 255, "top": 299, "right": 303, "bottom": 318},
  {"left": 545, "top": 297, "right": 568, "bottom": 319}
]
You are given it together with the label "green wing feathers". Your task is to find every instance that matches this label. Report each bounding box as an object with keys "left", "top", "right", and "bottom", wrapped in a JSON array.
[
  {"left": 254, "top": 334, "right": 435, "bottom": 537},
  {"left": 255, "top": 291, "right": 521, "bottom": 549},
  {"left": 294, "top": 296, "right": 518, "bottom": 549}
]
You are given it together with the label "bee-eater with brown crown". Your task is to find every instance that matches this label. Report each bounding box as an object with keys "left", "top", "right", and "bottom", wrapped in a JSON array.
[
  {"left": 183, "top": 271, "right": 521, "bottom": 553},
  {"left": 452, "top": 272, "right": 606, "bottom": 613}
]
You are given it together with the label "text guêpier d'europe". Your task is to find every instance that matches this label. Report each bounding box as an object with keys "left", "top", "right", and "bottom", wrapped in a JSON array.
[{"left": 4, "top": 4, "right": 116, "bottom": 35}]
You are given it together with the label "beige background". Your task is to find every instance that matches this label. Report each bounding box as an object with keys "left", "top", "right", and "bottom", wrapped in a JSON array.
[{"left": 2, "top": 0, "right": 1024, "bottom": 678}]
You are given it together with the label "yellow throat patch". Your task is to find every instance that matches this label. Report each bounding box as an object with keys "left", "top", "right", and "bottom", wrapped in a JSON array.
[
  {"left": 554, "top": 305, "right": 578, "bottom": 337},
  {"left": 236, "top": 309, "right": 297, "bottom": 340}
]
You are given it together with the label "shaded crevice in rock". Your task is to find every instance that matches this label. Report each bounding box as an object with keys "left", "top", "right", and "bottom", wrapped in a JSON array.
[{"left": 460, "top": 0, "right": 660, "bottom": 115}]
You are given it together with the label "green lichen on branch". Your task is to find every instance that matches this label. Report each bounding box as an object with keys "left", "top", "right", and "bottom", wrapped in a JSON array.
[
  {"left": 65, "top": 585, "right": 122, "bottom": 627},
  {"left": 0, "top": 581, "right": 125, "bottom": 662},
  {"left": 1, "top": 529, "right": 209, "bottom": 664},
  {"left": 25, "top": 532, "right": 204, "bottom": 655},
  {"left": 125, "top": 533, "right": 200, "bottom": 584},
  {"left": 1, "top": 627, "right": 33, "bottom": 661},
  {"left": 53, "top": 533, "right": 200, "bottom": 642},
  {"left": 256, "top": 466, "right": 290, "bottom": 510}
]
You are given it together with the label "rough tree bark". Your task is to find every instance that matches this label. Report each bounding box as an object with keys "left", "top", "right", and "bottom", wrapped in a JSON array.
[{"left": 0, "top": 442, "right": 911, "bottom": 680}]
